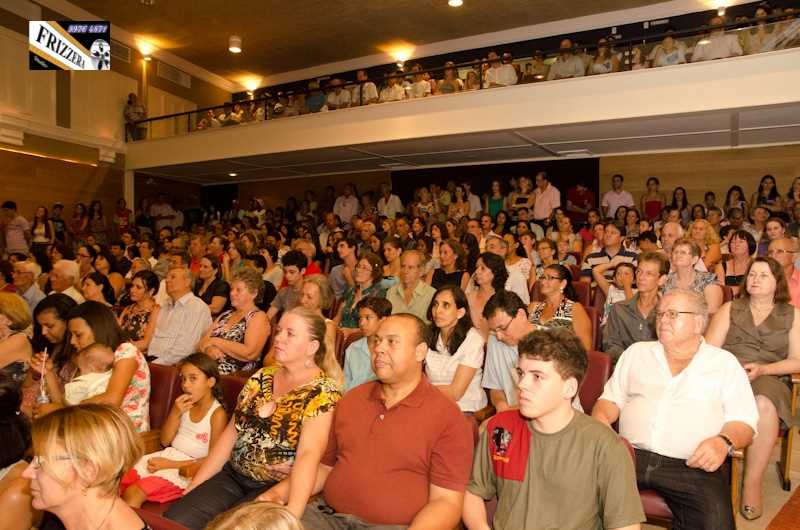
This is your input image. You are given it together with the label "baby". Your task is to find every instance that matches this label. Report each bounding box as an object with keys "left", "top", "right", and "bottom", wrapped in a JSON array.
[{"left": 63, "top": 343, "right": 114, "bottom": 405}]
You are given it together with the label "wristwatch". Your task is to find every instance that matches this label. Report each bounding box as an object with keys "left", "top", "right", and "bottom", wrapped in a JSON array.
[{"left": 717, "top": 433, "right": 735, "bottom": 456}]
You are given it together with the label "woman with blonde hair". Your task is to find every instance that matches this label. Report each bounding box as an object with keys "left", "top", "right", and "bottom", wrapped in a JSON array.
[
  {"left": 0, "top": 292, "right": 33, "bottom": 380},
  {"left": 688, "top": 218, "right": 722, "bottom": 269},
  {"left": 296, "top": 274, "right": 344, "bottom": 387},
  {"left": 165, "top": 307, "right": 341, "bottom": 528},
  {"left": 207, "top": 501, "right": 301, "bottom": 530},
  {"left": 21, "top": 404, "right": 147, "bottom": 530}
]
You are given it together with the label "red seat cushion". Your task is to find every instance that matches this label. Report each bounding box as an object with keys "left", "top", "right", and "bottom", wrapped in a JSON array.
[
  {"left": 640, "top": 489, "right": 674, "bottom": 519},
  {"left": 148, "top": 364, "right": 180, "bottom": 430},
  {"left": 140, "top": 501, "right": 171, "bottom": 515},
  {"left": 135, "top": 507, "right": 187, "bottom": 530},
  {"left": 220, "top": 374, "right": 247, "bottom": 412}
]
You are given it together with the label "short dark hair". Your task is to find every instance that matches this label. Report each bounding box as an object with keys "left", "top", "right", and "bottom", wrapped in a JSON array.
[
  {"left": 0, "top": 381, "right": 30, "bottom": 469},
  {"left": 281, "top": 249, "right": 308, "bottom": 270},
  {"left": 170, "top": 250, "right": 190, "bottom": 267},
  {"left": 478, "top": 252, "right": 508, "bottom": 291},
  {"left": 740, "top": 256, "right": 790, "bottom": 304},
  {"left": 1, "top": 201, "right": 17, "bottom": 210},
  {"left": 356, "top": 296, "right": 392, "bottom": 318},
  {"left": 246, "top": 254, "right": 267, "bottom": 271},
  {"left": 84, "top": 272, "right": 116, "bottom": 305},
  {"left": 638, "top": 230, "right": 658, "bottom": 244},
  {"left": 483, "top": 290, "right": 525, "bottom": 321},
  {"left": 132, "top": 270, "right": 159, "bottom": 295},
  {"left": 638, "top": 251, "right": 670, "bottom": 276},
  {"left": 67, "top": 301, "right": 127, "bottom": 349},
  {"left": 731, "top": 229, "right": 757, "bottom": 255},
  {"left": 517, "top": 328, "right": 588, "bottom": 386}
]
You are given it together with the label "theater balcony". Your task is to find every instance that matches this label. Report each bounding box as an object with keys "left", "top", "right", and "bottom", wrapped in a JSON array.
[{"left": 127, "top": 44, "right": 800, "bottom": 185}]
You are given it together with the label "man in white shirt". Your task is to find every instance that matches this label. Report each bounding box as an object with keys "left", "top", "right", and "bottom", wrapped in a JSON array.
[
  {"left": 531, "top": 171, "right": 560, "bottom": 227},
  {"left": 546, "top": 39, "right": 586, "bottom": 80},
  {"left": 13, "top": 260, "right": 45, "bottom": 313},
  {"left": 326, "top": 78, "right": 351, "bottom": 110},
  {"left": 351, "top": 70, "right": 378, "bottom": 105},
  {"left": 149, "top": 266, "right": 212, "bottom": 365},
  {"left": 376, "top": 182, "right": 404, "bottom": 219},
  {"left": 601, "top": 174, "right": 635, "bottom": 219},
  {"left": 691, "top": 17, "right": 743, "bottom": 62},
  {"left": 333, "top": 184, "right": 360, "bottom": 229},
  {"left": 49, "top": 260, "right": 85, "bottom": 304},
  {"left": 593, "top": 289, "right": 758, "bottom": 530},
  {"left": 408, "top": 64, "right": 432, "bottom": 98},
  {"left": 379, "top": 71, "right": 406, "bottom": 102},
  {"left": 149, "top": 193, "right": 176, "bottom": 232},
  {"left": 483, "top": 51, "right": 518, "bottom": 88},
  {"left": 385, "top": 250, "right": 436, "bottom": 323},
  {"left": 463, "top": 182, "right": 482, "bottom": 219}
]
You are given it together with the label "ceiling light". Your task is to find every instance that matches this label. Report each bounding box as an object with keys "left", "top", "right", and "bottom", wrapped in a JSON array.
[
  {"left": 143, "top": 55, "right": 152, "bottom": 61},
  {"left": 228, "top": 173, "right": 237, "bottom": 177},
  {"left": 717, "top": 5, "right": 726, "bottom": 16},
  {"left": 139, "top": 0, "right": 155, "bottom": 5},
  {"left": 136, "top": 39, "right": 156, "bottom": 57},
  {"left": 228, "top": 35, "right": 242, "bottom": 54},
  {"left": 448, "top": 0, "right": 463, "bottom": 6}
]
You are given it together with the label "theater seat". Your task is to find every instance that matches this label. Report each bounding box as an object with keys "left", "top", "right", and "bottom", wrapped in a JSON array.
[
  {"left": 220, "top": 374, "right": 247, "bottom": 412},
  {"left": 339, "top": 330, "right": 364, "bottom": 366},
  {"left": 578, "top": 351, "right": 611, "bottom": 414},
  {"left": 148, "top": 363, "right": 180, "bottom": 430},
  {"left": 584, "top": 306, "right": 601, "bottom": 351},
  {"left": 136, "top": 508, "right": 188, "bottom": 529},
  {"left": 639, "top": 489, "right": 674, "bottom": 522},
  {"left": 571, "top": 281, "right": 591, "bottom": 307}
]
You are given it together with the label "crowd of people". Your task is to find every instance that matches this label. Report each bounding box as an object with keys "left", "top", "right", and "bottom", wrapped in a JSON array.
[
  {"left": 1, "top": 164, "right": 799, "bottom": 530},
  {"left": 123, "top": 6, "right": 800, "bottom": 138}
]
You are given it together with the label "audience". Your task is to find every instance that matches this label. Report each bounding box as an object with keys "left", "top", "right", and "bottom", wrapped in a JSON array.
[
  {"left": 194, "top": 254, "right": 230, "bottom": 316},
  {"left": 664, "top": 238, "right": 723, "bottom": 314},
  {"left": 0, "top": 380, "right": 36, "bottom": 530},
  {"left": 118, "top": 270, "right": 160, "bottom": 353},
  {"left": 336, "top": 252, "right": 387, "bottom": 330},
  {"left": 528, "top": 264, "right": 592, "bottom": 351},
  {"left": 342, "top": 296, "right": 391, "bottom": 391},
  {"left": 593, "top": 290, "right": 758, "bottom": 530}
]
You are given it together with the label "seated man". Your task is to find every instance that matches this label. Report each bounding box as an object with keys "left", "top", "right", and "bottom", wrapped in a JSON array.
[
  {"left": 463, "top": 328, "right": 644, "bottom": 530},
  {"left": 149, "top": 266, "right": 212, "bottom": 365},
  {"left": 482, "top": 290, "right": 583, "bottom": 413},
  {"left": 691, "top": 16, "right": 743, "bottom": 62},
  {"left": 581, "top": 223, "right": 637, "bottom": 284},
  {"left": 266, "top": 250, "right": 307, "bottom": 320},
  {"left": 260, "top": 313, "right": 473, "bottom": 529},
  {"left": 592, "top": 289, "right": 758, "bottom": 530},
  {"left": 386, "top": 250, "right": 436, "bottom": 323},
  {"left": 602, "top": 252, "right": 669, "bottom": 361}
]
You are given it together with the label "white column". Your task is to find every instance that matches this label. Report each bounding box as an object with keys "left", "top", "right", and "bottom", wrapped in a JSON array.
[{"left": 124, "top": 170, "right": 135, "bottom": 209}]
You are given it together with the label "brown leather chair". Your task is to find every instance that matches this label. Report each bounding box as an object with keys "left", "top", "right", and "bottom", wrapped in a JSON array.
[
  {"left": 147, "top": 363, "right": 180, "bottom": 430},
  {"left": 340, "top": 330, "right": 364, "bottom": 364},
  {"left": 136, "top": 507, "right": 188, "bottom": 529},
  {"left": 578, "top": 350, "right": 611, "bottom": 414},
  {"left": 571, "top": 281, "right": 591, "bottom": 307},
  {"left": 721, "top": 285, "right": 735, "bottom": 303},
  {"left": 220, "top": 373, "right": 248, "bottom": 412},
  {"left": 584, "top": 305, "right": 601, "bottom": 351}
]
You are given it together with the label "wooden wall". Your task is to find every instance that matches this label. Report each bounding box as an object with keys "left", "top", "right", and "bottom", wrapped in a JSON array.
[{"left": 599, "top": 145, "right": 800, "bottom": 208}]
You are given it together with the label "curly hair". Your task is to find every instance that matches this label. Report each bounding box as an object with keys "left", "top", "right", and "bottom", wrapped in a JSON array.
[
  {"left": 477, "top": 252, "right": 508, "bottom": 292},
  {"left": 517, "top": 328, "right": 588, "bottom": 386}
]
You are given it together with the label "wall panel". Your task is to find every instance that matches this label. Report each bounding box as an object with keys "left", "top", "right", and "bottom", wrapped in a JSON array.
[
  {"left": 69, "top": 69, "right": 138, "bottom": 142},
  {"left": 147, "top": 86, "right": 196, "bottom": 141},
  {"left": 0, "top": 27, "right": 56, "bottom": 125}
]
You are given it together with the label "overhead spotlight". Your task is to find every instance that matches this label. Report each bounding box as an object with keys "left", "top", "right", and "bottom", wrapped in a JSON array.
[
  {"left": 139, "top": 0, "right": 155, "bottom": 5},
  {"left": 228, "top": 173, "right": 237, "bottom": 177},
  {"left": 448, "top": 0, "right": 463, "bottom": 6},
  {"left": 717, "top": 5, "right": 726, "bottom": 16},
  {"left": 228, "top": 35, "right": 242, "bottom": 53},
  {"left": 143, "top": 55, "right": 152, "bottom": 61}
]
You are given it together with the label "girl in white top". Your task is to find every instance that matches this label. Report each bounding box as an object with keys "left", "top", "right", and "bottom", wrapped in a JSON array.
[
  {"left": 121, "top": 353, "right": 228, "bottom": 507},
  {"left": 425, "top": 286, "right": 487, "bottom": 413}
]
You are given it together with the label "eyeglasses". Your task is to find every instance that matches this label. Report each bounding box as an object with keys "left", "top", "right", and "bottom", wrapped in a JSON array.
[
  {"left": 489, "top": 317, "right": 515, "bottom": 335},
  {"left": 671, "top": 249, "right": 692, "bottom": 256},
  {"left": 539, "top": 275, "right": 561, "bottom": 281},
  {"left": 31, "top": 455, "right": 73, "bottom": 470},
  {"left": 768, "top": 249, "right": 794, "bottom": 256},
  {"left": 355, "top": 264, "right": 374, "bottom": 272},
  {"left": 655, "top": 310, "right": 698, "bottom": 321}
]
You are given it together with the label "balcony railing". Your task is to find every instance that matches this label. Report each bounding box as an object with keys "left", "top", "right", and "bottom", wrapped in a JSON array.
[{"left": 127, "top": 12, "right": 800, "bottom": 143}]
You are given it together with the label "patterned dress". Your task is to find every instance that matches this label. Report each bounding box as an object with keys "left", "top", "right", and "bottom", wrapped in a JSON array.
[
  {"left": 114, "top": 342, "right": 151, "bottom": 432},
  {"left": 119, "top": 304, "right": 156, "bottom": 343},
  {"left": 209, "top": 309, "right": 262, "bottom": 374},
  {"left": 339, "top": 283, "right": 388, "bottom": 328},
  {"left": 230, "top": 365, "right": 340, "bottom": 482},
  {"left": 529, "top": 298, "right": 576, "bottom": 330}
]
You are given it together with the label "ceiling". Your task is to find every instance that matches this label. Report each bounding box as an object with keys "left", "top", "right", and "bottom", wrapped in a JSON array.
[
  {"left": 71, "top": 0, "right": 664, "bottom": 84},
  {"left": 136, "top": 102, "right": 800, "bottom": 185}
]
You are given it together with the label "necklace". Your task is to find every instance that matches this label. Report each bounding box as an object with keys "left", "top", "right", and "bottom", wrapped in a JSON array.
[{"left": 92, "top": 496, "right": 116, "bottom": 530}]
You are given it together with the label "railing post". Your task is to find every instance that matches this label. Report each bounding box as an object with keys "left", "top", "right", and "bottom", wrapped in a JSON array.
[{"left": 478, "top": 61, "right": 483, "bottom": 89}]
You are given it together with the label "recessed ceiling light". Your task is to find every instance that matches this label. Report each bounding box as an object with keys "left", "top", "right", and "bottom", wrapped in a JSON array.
[
  {"left": 143, "top": 55, "right": 152, "bottom": 61},
  {"left": 228, "top": 173, "right": 237, "bottom": 177},
  {"left": 448, "top": 0, "right": 463, "bottom": 6},
  {"left": 228, "top": 35, "right": 242, "bottom": 53}
]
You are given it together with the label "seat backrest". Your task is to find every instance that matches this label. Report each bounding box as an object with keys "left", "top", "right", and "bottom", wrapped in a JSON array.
[
  {"left": 571, "top": 281, "right": 591, "bottom": 307},
  {"left": 220, "top": 374, "right": 247, "bottom": 412},
  {"left": 584, "top": 305, "right": 601, "bottom": 351},
  {"left": 136, "top": 508, "right": 189, "bottom": 530},
  {"left": 721, "top": 285, "right": 734, "bottom": 303},
  {"left": 340, "top": 330, "right": 364, "bottom": 364},
  {"left": 568, "top": 264, "right": 581, "bottom": 283},
  {"left": 592, "top": 284, "right": 606, "bottom": 313},
  {"left": 326, "top": 297, "right": 342, "bottom": 320},
  {"left": 579, "top": 350, "right": 611, "bottom": 414},
  {"left": 147, "top": 363, "right": 179, "bottom": 430}
]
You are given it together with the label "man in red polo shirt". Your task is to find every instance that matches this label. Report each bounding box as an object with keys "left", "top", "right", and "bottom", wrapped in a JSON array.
[{"left": 260, "top": 313, "right": 473, "bottom": 528}]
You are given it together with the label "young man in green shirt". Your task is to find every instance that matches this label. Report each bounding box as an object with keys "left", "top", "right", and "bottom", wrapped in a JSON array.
[{"left": 463, "top": 328, "right": 644, "bottom": 530}]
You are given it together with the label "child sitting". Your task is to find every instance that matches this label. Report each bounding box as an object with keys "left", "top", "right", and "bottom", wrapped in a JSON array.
[
  {"left": 43, "top": 343, "right": 113, "bottom": 406},
  {"left": 591, "top": 257, "right": 637, "bottom": 324},
  {"left": 343, "top": 297, "right": 392, "bottom": 392},
  {"left": 121, "top": 353, "right": 228, "bottom": 507}
]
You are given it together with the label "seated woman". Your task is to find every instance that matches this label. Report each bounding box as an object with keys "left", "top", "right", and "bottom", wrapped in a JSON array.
[
  {"left": 198, "top": 269, "right": 269, "bottom": 375},
  {"left": 81, "top": 272, "right": 116, "bottom": 307},
  {"left": 425, "top": 286, "right": 487, "bottom": 414},
  {"left": 467, "top": 252, "right": 508, "bottom": 338},
  {"left": 758, "top": 216, "right": 789, "bottom": 257},
  {"left": 688, "top": 219, "right": 722, "bottom": 270},
  {"left": 426, "top": 238, "right": 470, "bottom": 291},
  {"left": 527, "top": 264, "right": 593, "bottom": 351},
  {"left": 548, "top": 215, "right": 582, "bottom": 254},
  {"left": 296, "top": 275, "right": 344, "bottom": 387},
  {"left": 92, "top": 246, "right": 125, "bottom": 298},
  {"left": 0, "top": 293, "right": 33, "bottom": 383},
  {"left": 164, "top": 308, "right": 341, "bottom": 527},
  {"left": 533, "top": 238, "right": 558, "bottom": 283},
  {"left": 32, "top": 301, "right": 151, "bottom": 433},
  {"left": 503, "top": 233, "right": 533, "bottom": 287},
  {"left": 336, "top": 252, "right": 388, "bottom": 330},
  {"left": 23, "top": 404, "right": 147, "bottom": 530},
  {"left": 705, "top": 257, "right": 800, "bottom": 520},
  {"left": 122, "top": 353, "right": 228, "bottom": 508},
  {"left": 195, "top": 255, "right": 230, "bottom": 317},
  {"left": 118, "top": 270, "right": 160, "bottom": 354},
  {"left": 0, "top": 381, "right": 37, "bottom": 530},
  {"left": 714, "top": 230, "right": 756, "bottom": 296},
  {"left": 382, "top": 236, "right": 403, "bottom": 278},
  {"left": 665, "top": 238, "right": 723, "bottom": 314}
]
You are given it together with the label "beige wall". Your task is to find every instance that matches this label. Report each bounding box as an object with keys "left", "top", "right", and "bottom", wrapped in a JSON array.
[
  {"left": 239, "top": 170, "right": 392, "bottom": 210},
  {"left": 1, "top": 149, "right": 123, "bottom": 220},
  {"left": 134, "top": 173, "right": 203, "bottom": 210},
  {"left": 599, "top": 145, "right": 800, "bottom": 208}
]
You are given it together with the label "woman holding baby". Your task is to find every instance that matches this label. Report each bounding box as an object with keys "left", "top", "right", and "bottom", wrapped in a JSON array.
[{"left": 32, "top": 301, "right": 151, "bottom": 432}]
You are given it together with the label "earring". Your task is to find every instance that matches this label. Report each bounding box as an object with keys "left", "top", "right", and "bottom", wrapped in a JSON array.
[{"left": 304, "top": 358, "right": 313, "bottom": 369}]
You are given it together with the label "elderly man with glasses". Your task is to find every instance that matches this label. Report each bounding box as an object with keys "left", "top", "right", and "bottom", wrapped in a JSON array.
[
  {"left": 592, "top": 289, "right": 758, "bottom": 530},
  {"left": 768, "top": 237, "right": 800, "bottom": 308}
]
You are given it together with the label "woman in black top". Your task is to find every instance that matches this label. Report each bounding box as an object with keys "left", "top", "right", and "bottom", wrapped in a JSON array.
[
  {"left": 714, "top": 229, "right": 756, "bottom": 296},
  {"left": 426, "top": 239, "right": 469, "bottom": 291},
  {"left": 195, "top": 254, "right": 230, "bottom": 316}
]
